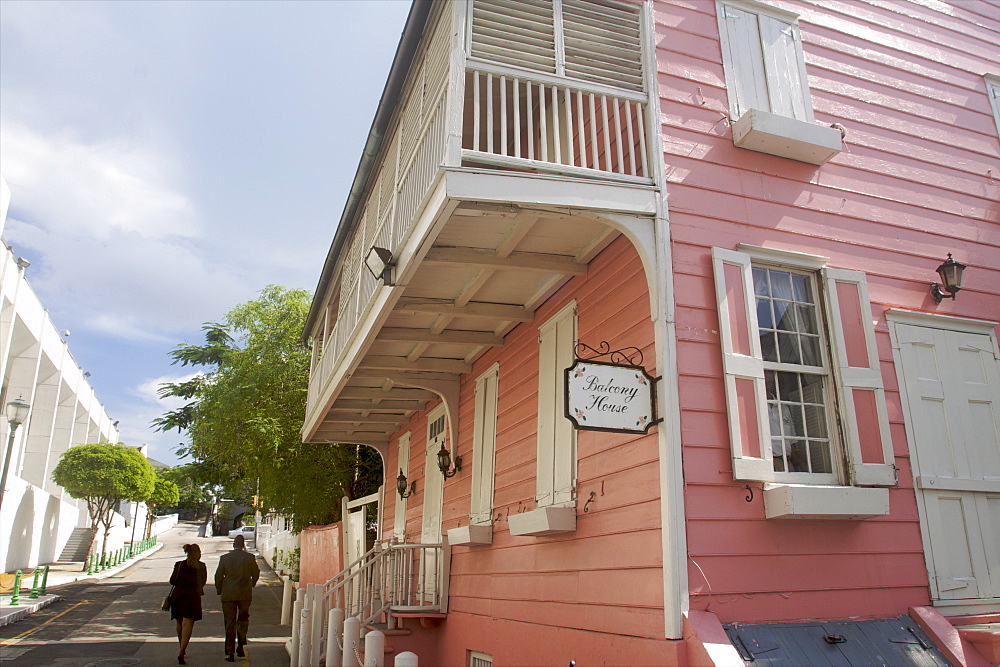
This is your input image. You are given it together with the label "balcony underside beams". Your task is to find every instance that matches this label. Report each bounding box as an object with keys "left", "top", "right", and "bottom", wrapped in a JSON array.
[{"left": 303, "top": 169, "right": 658, "bottom": 447}]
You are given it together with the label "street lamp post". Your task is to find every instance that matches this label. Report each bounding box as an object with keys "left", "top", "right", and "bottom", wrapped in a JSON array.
[{"left": 0, "top": 397, "right": 31, "bottom": 513}]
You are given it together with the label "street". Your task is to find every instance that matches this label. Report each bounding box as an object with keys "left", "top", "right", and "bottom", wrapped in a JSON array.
[{"left": 0, "top": 523, "right": 290, "bottom": 665}]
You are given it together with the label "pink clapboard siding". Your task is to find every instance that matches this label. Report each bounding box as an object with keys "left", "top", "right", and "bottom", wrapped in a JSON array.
[
  {"left": 658, "top": 0, "right": 999, "bottom": 623},
  {"left": 381, "top": 237, "right": 668, "bottom": 661}
]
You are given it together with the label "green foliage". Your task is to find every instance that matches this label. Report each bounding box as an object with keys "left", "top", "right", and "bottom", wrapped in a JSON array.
[
  {"left": 52, "top": 443, "right": 156, "bottom": 562},
  {"left": 157, "top": 464, "right": 213, "bottom": 518},
  {"left": 147, "top": 477, "right": 180, "bottom": 508},
  {"left": 154, "top": 285, "right": 382, "bottom": 531}
]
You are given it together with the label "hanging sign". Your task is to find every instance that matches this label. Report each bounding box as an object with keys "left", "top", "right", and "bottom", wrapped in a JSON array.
[{"left": 565, "top": 357, "right": 657, "bottom": 434}]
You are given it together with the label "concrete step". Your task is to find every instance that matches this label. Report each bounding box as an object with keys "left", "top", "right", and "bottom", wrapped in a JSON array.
[
  {"left": 56, "top": 528, "right": 93, "bottom": 562},
  {"left": 949, "top": 614, "right": 1000, "bottom": 666}
]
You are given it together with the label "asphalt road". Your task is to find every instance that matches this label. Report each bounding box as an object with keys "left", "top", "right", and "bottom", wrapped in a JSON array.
[{"left": 0, "top": 523, "right": 290, "bottom": 666}]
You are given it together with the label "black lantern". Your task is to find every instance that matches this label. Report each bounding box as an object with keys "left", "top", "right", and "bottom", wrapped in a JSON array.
[
  {"left": 931, "top": 253, "right": 967, "bottom": 303},
  {"left": 396, "top": 469, "right": 415, "bottom": 499},
  {"left": 437, "top": 443, "right": 462, "bottom": 478}
]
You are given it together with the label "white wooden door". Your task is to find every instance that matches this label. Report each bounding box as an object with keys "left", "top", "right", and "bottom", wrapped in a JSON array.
[
  {"left": 896, "top": 323, "right": 1000, "bottom": 609},
  {"left": 419, "top": 406, "right": 447, "bottom": 600}
]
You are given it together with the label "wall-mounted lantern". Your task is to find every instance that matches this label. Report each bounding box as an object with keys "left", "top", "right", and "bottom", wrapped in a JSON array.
[
  {"left": 930, "top": 253, "right": 967, "bottom": 303},
  {"left": 437, "top": 443, "right": 462, "bottom": 479},
  {"left": 396, "top": 469, "right": 416, "bottom": 499},
  {"left": 365, "top": 246, "right": 394, "bottom": 285}
]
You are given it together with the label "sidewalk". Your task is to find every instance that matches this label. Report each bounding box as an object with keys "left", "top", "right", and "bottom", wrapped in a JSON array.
[{"left": 0, "top": 542, "right": 164, "bottom": 628}]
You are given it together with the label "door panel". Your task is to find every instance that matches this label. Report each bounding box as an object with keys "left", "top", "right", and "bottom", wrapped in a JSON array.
[{"left": 896, "top": 323, "right": 1000, "bottom": 607}]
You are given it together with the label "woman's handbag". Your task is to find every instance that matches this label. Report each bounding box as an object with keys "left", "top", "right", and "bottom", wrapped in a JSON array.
[{"left": 161, "top": 586, "right": 175, "bottom": 611}]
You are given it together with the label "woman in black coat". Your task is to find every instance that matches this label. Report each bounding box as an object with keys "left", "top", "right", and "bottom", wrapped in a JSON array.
[{"left": 169, "top": 543, "right": 207, "bottom": 664}]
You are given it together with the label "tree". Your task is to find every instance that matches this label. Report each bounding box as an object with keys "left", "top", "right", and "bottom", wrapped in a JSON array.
[
  {"left": 143, "top": 477, "right": 180, "bottom": 538},
  {"left": 52, "top": 443, "right": 156, "bottom": 566},
  {"left": 154, "top": 285, "right": 381, "bottom": 530},
  {"left": 158, "top": 463, "right": 213, "bottom": 519}
]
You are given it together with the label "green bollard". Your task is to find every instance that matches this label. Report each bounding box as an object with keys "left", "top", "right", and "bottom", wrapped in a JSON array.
[
  {"left": 29, "top": 568, "right": 41, "bottom": 598},
  {"left": 41, "top": 565, "right": 49, "bottom": 595},
  {"left": 87, "top": 554, "right": 94, "bottom": 575},
  {"left": 10, "top": 570, "right": 22, "bottom": 605}
]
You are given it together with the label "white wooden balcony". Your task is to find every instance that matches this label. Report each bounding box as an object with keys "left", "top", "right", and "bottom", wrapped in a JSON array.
[{"left": 302, "top": 0, "right": 659, "bottom": 446}]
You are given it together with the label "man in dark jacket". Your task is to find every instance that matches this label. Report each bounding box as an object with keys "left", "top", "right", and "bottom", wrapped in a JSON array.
[{"left": 214, "top": 534, "right": 260, "bottom": 661}]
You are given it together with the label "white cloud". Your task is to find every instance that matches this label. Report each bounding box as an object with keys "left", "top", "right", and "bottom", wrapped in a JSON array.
[{"left": 0, "top": 120, "right": 198, "bottom": 240}]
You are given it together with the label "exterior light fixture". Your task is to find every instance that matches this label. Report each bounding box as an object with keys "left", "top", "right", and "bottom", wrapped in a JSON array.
[
  {"left": 930, "top": 253, "right": 967, "bottom": 303},
  {"left": 396, "top": 469, "right": 416, "bottom": 499},
  {"left": 365, "top": 246, "right": 394, "bottom": 285},
  {"left": 0, "top": 396, "right": 31, "bottom": 512},
  {"left": 437, "top": 443, "right": 462, "bottom": 478}
]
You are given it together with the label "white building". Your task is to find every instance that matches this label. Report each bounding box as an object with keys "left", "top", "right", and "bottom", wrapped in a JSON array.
[{"left": 0, "top": 176, "right": 121, "bottom": 571}]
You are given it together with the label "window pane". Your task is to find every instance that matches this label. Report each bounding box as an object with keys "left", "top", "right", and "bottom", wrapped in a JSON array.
[
  {"left": 769, "top": 403, "right": 782, "bottom": 435},
  {"left": 770, "top": 270, "right": 793, "bottom": 300},
  {"left": 777, "top": 372, "right": 800, "bottom": 402},
  {"left": 800, "top": 374, "right": 824, "bottom": 404},
  {"left": 777, "top": 332, "right": 801, "bottom": 364},
  {"left": 772, "top": 439, "right": 785, "bottom": 471},
  {"left": 753, "top": 267, "right": 769, "bottom": 296},
  {"left": 803, "top": 404, "right": 827, "bottom": 438},
  {"left": 788, "top": 440, "right": 809, "bottom": 471},
  {"left": 809, "top": 441, "right": 833, "bottom": 473},
  {"left": 784, "top": 404, "right": 806, "bottom": 436},
  {"left": 757, "top": 298, "right": 774, "bottom": 328},
  {"left": 760, "top": 331, "right": 778, "bottom": 362},
  {"left": 774, "top": 301, "right": 796, "bottom": 331},
  {"left": 800, "top": 335, "right": 822, "bottom": 366},
  {"left": 765, "top": 371, "right": 777, "bottom": 399},
  {"left": 791, "top": 273, "right": 810, "bottom": 302},
  {"left": 794, "top": 304, "right": 817, "bottom": 334}
]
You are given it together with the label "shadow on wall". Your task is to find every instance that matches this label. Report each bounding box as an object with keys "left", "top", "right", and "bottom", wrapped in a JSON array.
[
  {"left": 38, "top": 494, "right": 62, "bottom": 564},
  {"left": 6, "top": 487, "right": 36, "bottom": 571}
]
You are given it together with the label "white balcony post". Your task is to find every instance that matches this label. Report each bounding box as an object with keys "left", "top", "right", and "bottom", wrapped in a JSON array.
[
  {"left": 326, "top": 607, "right": 344, "bottom": 667},
  {"left": 395, "top": 652, "right": 418, "bottom": 667},
  {"left": 363, "top": 630, "right": 384, "bottom": 667},
  {"left": 311, "top": 584, "right": 325, "bottom": 666},
  {"left": 342, "top": 616, "right": 361, "bottom": 667},
  {"left": 299, "top": 597, "right": 313, "bottom": 667},
  {"left": 291, "top": 587, "right": 305, "bottom": 666},
  {"left": 281, "top": 577, "right": 295, "bottom": 625}
]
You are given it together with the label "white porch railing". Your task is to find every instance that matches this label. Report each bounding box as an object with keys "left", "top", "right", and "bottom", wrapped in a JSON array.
[
  {"left": 463, "top": 65, "right": 650, "bottom": 183},
  {"left": 322, "top": 540, "right": 450, "bottom": 628}
]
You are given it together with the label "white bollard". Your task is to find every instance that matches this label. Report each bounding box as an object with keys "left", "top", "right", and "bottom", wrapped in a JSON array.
[
  {"left": 311, "top": 586, "right": 325, "bottom": 666},
  {"left": 363, "top": 630, "right": 385, "bottom": 667},
  {"left": 326, "top": 607, "right": 344, "bottom": 667},
  {"left": 342, "top": 616, "right": 361, "bottom": 667},
  {"left": 394, "top": 652, "right": 418, "bottom": 667},
  {"left": 281, "top": 577, "right": 295, "bottom": 625},
  {"left": 290, "top": 588, "right": 305, "bottom": 666},
  {"left": 299, "top": 595, "right": 313, "bottom": 667}
]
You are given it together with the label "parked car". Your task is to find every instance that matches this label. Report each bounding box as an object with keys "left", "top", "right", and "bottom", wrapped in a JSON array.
[{"left": 227, "top": 525, "right": 255, "bottom": 547}]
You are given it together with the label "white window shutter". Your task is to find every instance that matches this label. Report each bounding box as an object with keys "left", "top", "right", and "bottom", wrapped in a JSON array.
[
  {"left": 537, "top": 301, "right": 578, "bottom": 507},
  {"left": 719, "top": 4, "right": 768, "bottom": 118},
  {"left": 823, "top": 269, "right": 896, "bottom": 487},
  {"left": 712, "top": 247, "right": 774, "bottom": 482},
  {"left": 471, "top": 364, "right": 499, "bottom": 525},
  {"left": 758, "top": 15, "right": 811, "bottom": 121},
  {"left": 394, "top": 432, "right": 411, "bottom": 540}
]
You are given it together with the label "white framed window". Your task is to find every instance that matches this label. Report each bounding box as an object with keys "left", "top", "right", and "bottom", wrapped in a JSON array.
[
  {"left": 536, "top": 300, "right": 578, "bottom": 508},
  {"left": 716, "top": 0, "right": 843, "bottom": 165},
  {"left": 470, "top": 363, "right": 500, "bottom": 525},
  {"left": 717, "top": 0, "right": 812, "bottom": 122},
  {"left": 393, "top": 432, "right": 411, "bottom": 541},
  {"left": 986, "top": 74, "right": 1000, "bottom": 139},
  {"left": 712, "top": 246, "right": 896, "bottom": 492},
  {"left": 469, "top": 651, "right": 493, "bottom": 667}
]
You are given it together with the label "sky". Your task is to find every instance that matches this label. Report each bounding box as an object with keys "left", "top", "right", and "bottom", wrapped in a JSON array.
[{"left": 0, "top": 0, "right": 412, "bottom": 466}]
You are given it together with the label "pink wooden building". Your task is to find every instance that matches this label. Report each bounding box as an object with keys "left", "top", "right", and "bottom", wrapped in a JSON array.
[{"left": 301, "top": 0, "right": 1000, "bottom": 664}]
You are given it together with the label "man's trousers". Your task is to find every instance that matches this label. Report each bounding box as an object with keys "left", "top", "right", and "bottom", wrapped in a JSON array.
[{"left": 222, "top": 599, "right": 251, "bottom": 655}]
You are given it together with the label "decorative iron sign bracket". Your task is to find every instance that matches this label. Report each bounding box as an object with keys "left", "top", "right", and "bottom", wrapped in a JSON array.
[{"left": 565, "top": 341, "right": 660, "bottom": 434}]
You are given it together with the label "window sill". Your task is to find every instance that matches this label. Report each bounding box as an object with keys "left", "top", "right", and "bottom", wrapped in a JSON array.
[
  {"left": 732, "top": 108, "right": 843, "bottom": 165},
  {"left": 446, "top": 524, "right": 493, "bottom": 546},
  {"left": 763, "top": 483, "right": 889, "bottom": 519},
  {"left": 508, "top": 506, "right": 576, "bottom": 536}
]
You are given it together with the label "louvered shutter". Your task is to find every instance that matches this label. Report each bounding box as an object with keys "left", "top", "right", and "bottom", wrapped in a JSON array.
[
  {"left": 537, "top": 301, "right": 578, "bottom": 507},
  {"left": 758, "top": 15, "right": 810, "bottom": 121},
  {"left": 471, "top": 365, "right": 499, "bottom": 525},
  {"left": 561, "top": 0, "right": 643, "bottom": 92},
  {"left": 823, "top": 269, "right": 896, "bottom": 486},
  {"left": 471, "top": 0, "right": 557, "bottom": 74},
  {"left": 712, "top": 248, "right": 774, "bottom": 482}
]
